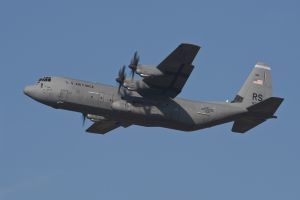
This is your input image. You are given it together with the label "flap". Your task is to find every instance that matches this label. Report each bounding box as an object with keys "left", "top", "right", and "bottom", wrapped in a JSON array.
[{"left": 86, "top": 120, "right": 122, "bottom": 134}]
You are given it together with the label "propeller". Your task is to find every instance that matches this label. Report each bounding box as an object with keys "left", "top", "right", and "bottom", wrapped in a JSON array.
[
  {"left": 115, "top": 65, "right": 127, "bottom": 93},
  {"left": 128, "top": 51, "right": 139, "bottom": 80},
  {"left": 82, "top": 113, "right": 87, "bottom": 126}
]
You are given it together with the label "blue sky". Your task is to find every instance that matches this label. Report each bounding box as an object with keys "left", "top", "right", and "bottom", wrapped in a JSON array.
[{"left": 0, "top": 0, "right": 299, "bottom": 199}]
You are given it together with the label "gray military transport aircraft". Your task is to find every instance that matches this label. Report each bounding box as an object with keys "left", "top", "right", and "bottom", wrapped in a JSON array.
[{"left": 24, "top": 43, "right": 283, "bottom": 134}]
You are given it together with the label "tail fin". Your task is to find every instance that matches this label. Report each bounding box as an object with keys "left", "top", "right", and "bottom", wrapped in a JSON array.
[
  {"left": 231, "top": 63, "right": 284, "bottom": 133},
  {"left": 232, "top": 62, "right": 272, "bottom": 106},
  {"left": 232, "top": 97, "right": 284, "bottom": 133}
]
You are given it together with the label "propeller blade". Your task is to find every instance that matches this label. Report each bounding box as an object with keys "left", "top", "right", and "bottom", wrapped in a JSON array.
[
  {"left": 116, "top": 65, "right": 127, "bottom": 93},
  {"left": 128, "top": 51, "right": 139, "bottom": 80}
]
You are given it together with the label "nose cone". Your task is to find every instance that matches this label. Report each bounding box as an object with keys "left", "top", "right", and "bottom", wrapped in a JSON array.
[{"left": 24, "top": 86, "right": 33, "bottom": 97}]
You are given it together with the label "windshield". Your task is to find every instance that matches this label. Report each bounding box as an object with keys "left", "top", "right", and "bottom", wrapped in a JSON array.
[{"left": 37, "top": 77, "right": 51, "bottom": 84}]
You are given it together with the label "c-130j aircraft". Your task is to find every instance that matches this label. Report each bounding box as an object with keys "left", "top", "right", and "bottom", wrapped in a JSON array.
[{"left": 24, "top": 43, "right": 283, "bottom": 134}]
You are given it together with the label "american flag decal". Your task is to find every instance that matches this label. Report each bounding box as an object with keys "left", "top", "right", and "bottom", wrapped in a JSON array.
[{"left": 253, "top": 79, "right": 263, "bottom": 85}]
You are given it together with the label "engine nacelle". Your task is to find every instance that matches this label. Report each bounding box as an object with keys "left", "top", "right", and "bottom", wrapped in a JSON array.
[
  {"left": 135, "top": 65, "right": 163, "bottom": 77},
  {"left": 87, "top": 114, "right": 105, "bottom": 122}
]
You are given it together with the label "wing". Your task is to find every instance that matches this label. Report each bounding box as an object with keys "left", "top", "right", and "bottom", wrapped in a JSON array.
[
  {"left": 140, "top": 43, "right": 200, "bottom": 98},
  {"left": 86, "top": 120, "right": 130, "bottom": 134}
]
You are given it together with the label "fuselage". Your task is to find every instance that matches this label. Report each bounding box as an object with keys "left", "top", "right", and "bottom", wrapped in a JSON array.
[{"left": 24, "top": 76, "right": 247, "bottom": 131}]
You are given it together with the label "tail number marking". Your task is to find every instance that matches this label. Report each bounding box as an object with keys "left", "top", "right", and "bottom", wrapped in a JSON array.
[{"left": 252, "top": 93, "right": 263, "bottom": 102}]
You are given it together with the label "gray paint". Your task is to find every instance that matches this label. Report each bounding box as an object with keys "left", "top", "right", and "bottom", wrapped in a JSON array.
[{"left": 24, "top": 44, "right": 283, "bottom": 134}]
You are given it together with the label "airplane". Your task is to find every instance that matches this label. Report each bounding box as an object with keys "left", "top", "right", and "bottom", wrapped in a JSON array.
[{"left": 24, "top": 43, "right": 284, "bottom": 134}]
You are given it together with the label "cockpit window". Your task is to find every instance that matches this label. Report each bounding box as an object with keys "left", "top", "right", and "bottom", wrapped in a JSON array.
[{"left": 37, "top": 77, "right": 51, "bottom": 83}]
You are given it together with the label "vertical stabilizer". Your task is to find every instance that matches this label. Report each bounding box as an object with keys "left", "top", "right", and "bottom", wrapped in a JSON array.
[{"left": 232, "top": 63, "right": 272, "bottom": 106}]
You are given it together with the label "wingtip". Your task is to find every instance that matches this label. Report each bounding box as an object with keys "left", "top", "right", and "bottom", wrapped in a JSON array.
[{"left": 180, "top": 43, "right": 201, "bottom": 50}]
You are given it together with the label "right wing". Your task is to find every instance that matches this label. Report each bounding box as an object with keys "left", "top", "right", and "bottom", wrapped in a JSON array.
[
  {"left": 138, "top": 43, "right": 200, "bottom": 98},
  {"left": 86, "top": 120, "right": 130, "bottom": 134}
]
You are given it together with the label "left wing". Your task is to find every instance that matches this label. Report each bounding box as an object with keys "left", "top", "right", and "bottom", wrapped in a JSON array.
[
  {"left": 139, "top": 43, "right": 200, "bottom": 98},
  {"left": 86, "top": 120, "right": 130, "bottom": 134}
]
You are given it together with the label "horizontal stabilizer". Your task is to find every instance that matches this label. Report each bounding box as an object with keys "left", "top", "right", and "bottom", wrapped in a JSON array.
[
  {"left": 232, "top": 97, "right": 284, "bottom": 133},
  {"left": 232, "top": 118, "right": 266, "bottom": 133},
  {"left": 247, "top": 97, "right": 284, "bottom": 117}
]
